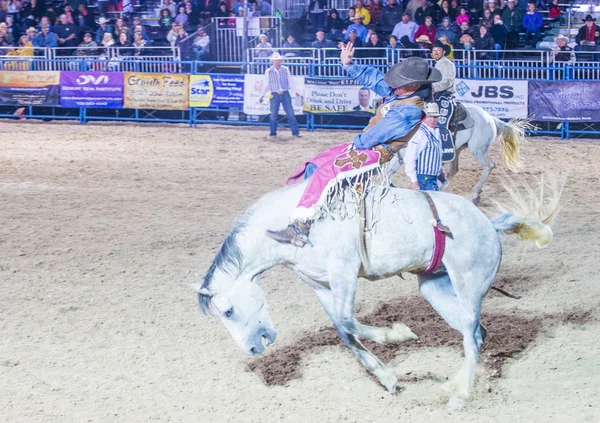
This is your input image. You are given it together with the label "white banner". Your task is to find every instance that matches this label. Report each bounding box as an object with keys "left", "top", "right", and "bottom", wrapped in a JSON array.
[
  {"left": 303, "top": 77, "right": 381, "bottom": 114},
  {"left": 243, "top": 74, "right": 304, "bottom": 116},
  {"left": 454, "top": 79, "right": 528, "bottom": 119}
]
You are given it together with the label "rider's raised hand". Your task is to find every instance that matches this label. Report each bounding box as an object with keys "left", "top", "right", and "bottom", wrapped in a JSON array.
[{"left": 340, "top": 42, "right": 355, "bottom": 66}]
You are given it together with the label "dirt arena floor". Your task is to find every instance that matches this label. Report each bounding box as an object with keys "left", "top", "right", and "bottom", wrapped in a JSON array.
[{"left": 1, "top": 121, "right": 599, "bottom": 422}]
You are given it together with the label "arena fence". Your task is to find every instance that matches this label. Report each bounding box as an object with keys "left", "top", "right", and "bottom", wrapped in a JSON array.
[{"left": 0, "top": 51, "right": 599, "bottom": 139}]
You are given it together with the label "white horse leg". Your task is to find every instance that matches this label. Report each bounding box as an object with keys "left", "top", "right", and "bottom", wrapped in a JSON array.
[
  {"left": 385, "top": 152, "right": 403, "bottom": 182},
  {"left": 470, "top": 149, "right": 495, "bottom": 206},
  {"left": 447, "top": 144, "right": 466, "bottom": 181},
  {"left": 314, "top": 288, "right": 398, "bottom": 393},
  {"left": 418, "top": 272, "right": 487, "bottom": 411}
]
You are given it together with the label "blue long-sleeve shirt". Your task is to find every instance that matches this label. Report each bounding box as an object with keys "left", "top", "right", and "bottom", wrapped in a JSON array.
[{"left": 522, "top": 12, "right": 543, "bottom": 31}]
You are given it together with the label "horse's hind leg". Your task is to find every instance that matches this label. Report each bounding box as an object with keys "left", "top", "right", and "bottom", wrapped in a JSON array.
[
  {"left": 314, "top": 288, "right": 398, "bottom": 393},
  {"left": 353, "top": 321, "right": 418, "bottom": 345},
  {"left": 418, "top": 272, "right": 487, "bottom": 410},
  {"left": 470, "top": 148, "right": 495, "bottom": 206}
]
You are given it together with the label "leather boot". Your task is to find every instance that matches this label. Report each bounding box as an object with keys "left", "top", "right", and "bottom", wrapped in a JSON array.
[{"left": 266, "top": 221, "right": 312, "bottom": 247}]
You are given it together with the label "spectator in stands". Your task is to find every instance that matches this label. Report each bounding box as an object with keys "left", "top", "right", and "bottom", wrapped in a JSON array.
[
  {"left": 193, "top": 26, "right": 210, "bottom": 60},
  {"left": 325, "top": 9, "right": 345, "bottom": 34},
  {"left": 364, "top": 32, "right": 385, "bottom": 57},
  {"left": 4, "top": 0, "right": 22, "bottom": 18},
  {"left": 467, "top": 2, "right": 482, "bottom": 25},
  {"left": 367, "top": 0, "right": 384, "bottom": 26},
  {"left": 62, "top": 4, "right": 75, "bottom": 24},
  {"left": 552, "top": 34, "right": 574, "bottom": 62},
  {"left": 312, "top": 30, "right": 335, "bottom": 48},
  {"left": 5, "top": 15, "right": 19, "bottom": 40},
  {"left": 214, "top": 2, "right": 233, "bottom": 27},
  {"left": 346, "top": 29, "right": 363, "bottom": 49},
  {"left": 114, "top": 18, "right": 127, "bottom": 37},
  {"left": 175, "top": 26, "right": 193, "bottom": 60},
  {"left": 116, "top": 32, "right": 130, "bottom": 49},
  {"left": 25, "top": 27, "right": 37, "bottom": 43},
  {"left": 33, "top": 24, "right": 57, "bottom": 48},
  {"left": 347, "top": 7, "right": 357, "bottom": 26},
  {"left": 160, "top": 9, "right": 173, "bottom": 28},
  {"left": 308, "top": 0, "right": 326, "bottom": 30},
  {"left": 522, "top": 2, "right": 543, "bottom": 48},
  {"left": 160, "top": 0, "right": 177, "bottom": 17},
  {"left": 491, "top": 15, "right": 508, "bottom": 48},
  {"left": 456, "top": 7, "right": 469, "bottom": 26},
  {"left": 387, "top": 34, "right": 400, "bottom": 62},
  {"left": 575, "top": 15, "right": 600, "bottom": 61},
  {"left": 101, "top": 32, "right": 115, "bottom": 49},
  {"left": 404, "top": 0, "right": 420, "bottom": 21},
  {"left": 37, "top": 16, "right": 53, "bottom": 34},
  {"left": 449, "top": 0, "right": 460, "bottom": 21},
  {"left": 259, "top": 0, "right": 272, "bottom": 16},
  {"left": 282, "top": 34, "right": 301, "bottom": 56},
  {"left": 167, "top": 22, "right": 181, "bottom": 45},
  {"left": 392, "top": 12, "right": 418, "bottom": 43},
  {"left": 76, "top": 4, "right": 94, "bottom": 31},
  {"left": 437, "top": 0, "right": 451, "bottom": 23},
  {"left": 346, "top": 15, "right": 367, "bottom": 41},
  {"left": 55, "top": 14, "right": 78, "bottom": 54},
  {"left": 255, "top": 33, "right": 273, "bottom": 58},
  {"left": 248, "top": 2, "right": 260, "bottom": 17},
  {"left": 186, "top": 3, "right": 200, "bottom": 25},
  {"left": 437, "top": 34, "right": 454, "bottom": 59},
  {"left": 480, "top": 9, "right": 493, "bottom": 28},
  {"left": 76, "top": 32, "right": 99, "bottom": 56},
  {"left": 414, "top": 0, "right": 431, "bottom": 25},
  {"left": 134, "top": 24, "right": 150, "bottom": 42},
  {"left": 458, "top": 33, "right": 474, "bottom": 57},
  {"left": 437, "top": 16, "right": 458, "bottom": 46},
  {"left": 475, "top": 24, "right": 495, "bottom": 58},
  {"left": 488, "top": 1, "right": 502, "bottom": 18},
  {"left": 458, "top": 20, "right": 475, "bottom": 38},
  {"left": 502, "top": 0, "right": 522, "bottom": 49},
  {"left": 548, "top": 0, "right": 563, "bottom": 25},
  {"left": 132, "top": 31, "right": 148, "bottom": 56},
  {"left": 5, "top": 35, "right": 33, "bottom": 70},
  {"left": 379, "top": 0, "right": 403, "bottom": 33},
  {"left": 96, "top": 17, "right": 113, "bottom": 44},
  {"left": 0, "top": 22, "right": 13, "bottom": 45},
  {"left": 175, "top": 6, "right": 189, "bottom": 25},
  {"left": 355, "top": 0, "right": 371, "bottom": 25},
  {"left": 415, "top": 15, "right": 436, "bottom": 43}
]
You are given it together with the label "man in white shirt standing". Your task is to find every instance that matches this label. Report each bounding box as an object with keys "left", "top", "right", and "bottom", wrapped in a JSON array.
[
  {"left": 259, "top": 52, "right": 301, "bottom": 137},
  {"left": 404, "top": 103, "right": 446, "bottom": 191},
  {"left": 392, "top": 13, "right": 419, "bottom": 43}
]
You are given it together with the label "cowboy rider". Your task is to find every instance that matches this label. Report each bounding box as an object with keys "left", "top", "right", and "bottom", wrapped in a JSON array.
[
  {"left": 430, "top": 40, "right": 456, "bottom": 130},
  {"left": 266, "top": 43, "right": 441, "bottom": 247}
]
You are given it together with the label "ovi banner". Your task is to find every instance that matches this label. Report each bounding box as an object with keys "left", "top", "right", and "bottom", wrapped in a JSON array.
[
  {"left": 454, "top": 79, "right": 528, "bottom": 119},
  {"left": 189, "top": 74, "right": 244, "bottom": 108},
  {"left": 60, "top": 72, "right": 124, "bottom": 108},
  {"left": 243, "top": 74, "right": 304, "bottom": 116}
]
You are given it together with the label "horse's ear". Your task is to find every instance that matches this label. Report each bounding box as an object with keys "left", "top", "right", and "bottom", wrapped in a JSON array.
[{"left": 189, "top": 284, "right": 213, "bottom": 297}]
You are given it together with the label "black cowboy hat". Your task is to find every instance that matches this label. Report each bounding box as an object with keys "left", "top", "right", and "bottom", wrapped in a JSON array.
[
  {"left": 584, "top": 14, "right": 596, "bottom": 22},
  {"left": 432, "top": 40, "right": 451, "bottom": 56},
  {"left": 384, "top": 57, "right": 442, "bottom": 89}
]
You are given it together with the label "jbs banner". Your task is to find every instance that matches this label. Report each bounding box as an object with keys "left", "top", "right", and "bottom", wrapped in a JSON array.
[
  {"left": 189, "top": 74, "right": 244, "bottom": 108},
  {"left": 243, "top": 74, "right": 304, "bottom": 116},
  {"left": 454, "top": 79, "right": 528, "bottom": 119},
  {"left": 528, "top": 81, "right": 600, "bottom": 122},
  {"left": 60, "top": 72, "right": 124, "bottom": 108},
  {"left": 0, "top": 71, "right": 60, "bottom": 106},
  {"left": 124, "top": 73, "right": 189, "bottom": 110},
  {"left": 302, "top": 78, "right": 380, "bottom": 115}
]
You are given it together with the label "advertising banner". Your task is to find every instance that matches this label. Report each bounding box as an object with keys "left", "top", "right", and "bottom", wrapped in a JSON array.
[
  {"left": 454, "top": 79, "right": 528, "bottom": 119},
  {"left": 60, "top": 72, "right": 124, "bottom": 108},
  {"left": 189, "top": 74, "right": 244, "bottom": 108},
  {"left": 302, "top": 77, "right": 381, "bottom": 115},
  {"left": 123, "top": 73, "right": 189, "bottom": 110},
  {"left": 528, "top": 81, "right": 600, "bottom": 122},
  {"left": 243, "top": 74, "right": 304, "bottom": 115},
  {"left": 0, "top": 71, "right": 60, "bottom": 106}
]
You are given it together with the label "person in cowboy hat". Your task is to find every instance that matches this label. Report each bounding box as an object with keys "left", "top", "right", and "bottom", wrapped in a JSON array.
[
  {"left": 259, "top": 52, "right": 301, "bottom": 138},
  {"left": 266, "top": 43, "right": 441, "bottom": 247},
  {"left": 430, "top": 40, "right": 455, "bottom": 130},
  {"left": 404, "top": 102, "right": 446, "bottom": 191},
  {"left": 346, "top": 15, "right": 368, "bottom": 42},
  {"left": 553, "top": 34, "right": 575, "bottom": 63},
  {"left": 575, "top": 15, "right": 600, "bottom": 61}
]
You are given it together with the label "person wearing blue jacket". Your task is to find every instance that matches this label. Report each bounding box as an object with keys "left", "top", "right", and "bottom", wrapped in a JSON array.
[{"left": 522, "top": 3, "right": 543, "bottom": 48}]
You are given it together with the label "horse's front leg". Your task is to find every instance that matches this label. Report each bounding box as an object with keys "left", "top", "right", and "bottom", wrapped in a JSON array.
[
  {"left": 353, "top": 321, "right": 418, "bottom": 345},
  {"left": 314, "top": 287, "right": 398, "bottom": 393}
]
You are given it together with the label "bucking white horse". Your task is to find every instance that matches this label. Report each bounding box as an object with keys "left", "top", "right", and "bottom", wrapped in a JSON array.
[
  {"left": 192, "top": 179, "right": 559, "bottom": 410},
  {"left": 388, "top": 102, "right": 529, "bottom": 205}
]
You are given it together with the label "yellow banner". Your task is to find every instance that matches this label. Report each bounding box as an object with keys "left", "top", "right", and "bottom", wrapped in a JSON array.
[
  {"left": 0, "top": 71, "right": 60, "bottom": 87},
  {"left": 189, "top": 75, "right": 213, "bottom": 108},
  {"left": 123, "top": 73, "right": 189, "bottom": 110}
]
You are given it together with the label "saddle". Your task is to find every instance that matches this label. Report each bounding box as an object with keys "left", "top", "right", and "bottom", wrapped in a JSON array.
[{"left": 449, "top": 101, "right": 474, "bottom": 134}]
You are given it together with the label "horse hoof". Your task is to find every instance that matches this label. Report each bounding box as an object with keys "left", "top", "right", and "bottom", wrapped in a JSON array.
[
  {"left": 445, "top": 396, "right": 468, "bottom": 412},
  {"left": 388, "top": 323, "right": 418, "bottom": 343},
  {"left": 441, "top": 380, "right": 457, "bottom": 394},
  {"left": 375, "top": 368, "right": 398, "bottom": 394}
]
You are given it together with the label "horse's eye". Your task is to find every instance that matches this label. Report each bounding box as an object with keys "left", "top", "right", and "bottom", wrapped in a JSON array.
[{"left": 224, "top": 308, "right": 233, "bottom": 318}]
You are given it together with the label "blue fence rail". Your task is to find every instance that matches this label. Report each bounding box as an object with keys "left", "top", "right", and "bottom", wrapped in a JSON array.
[{"left": 0, "top": 55, "right": 599, "bottom": 139}]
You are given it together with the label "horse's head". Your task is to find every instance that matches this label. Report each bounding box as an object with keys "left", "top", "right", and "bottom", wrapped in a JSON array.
[{"left": 192, "top": 272, "right": 278, "bottom": 356}]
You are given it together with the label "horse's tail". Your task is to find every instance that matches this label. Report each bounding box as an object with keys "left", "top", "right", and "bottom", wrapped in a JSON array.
[
  {"left": 490, "top": 174, "right": 563, "bottom": 248},
  {"left": 494, "top": 118, "right": 534, "bottom": 172}
]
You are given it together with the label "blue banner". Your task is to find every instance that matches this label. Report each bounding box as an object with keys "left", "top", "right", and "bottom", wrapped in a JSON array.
[
  {"left": 60, "top": 72, "right": 124, "bottom": 108},
  {"left": 189, "top": 74, "right": 244, "bottom": 108},
  {"left": 528, "top": 81, "right": 600, "bottom": 122}
]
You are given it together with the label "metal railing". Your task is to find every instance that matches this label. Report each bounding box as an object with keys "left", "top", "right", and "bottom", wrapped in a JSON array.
[{"left": 211, "top": 16, "right": 281, "bottom": 62}]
